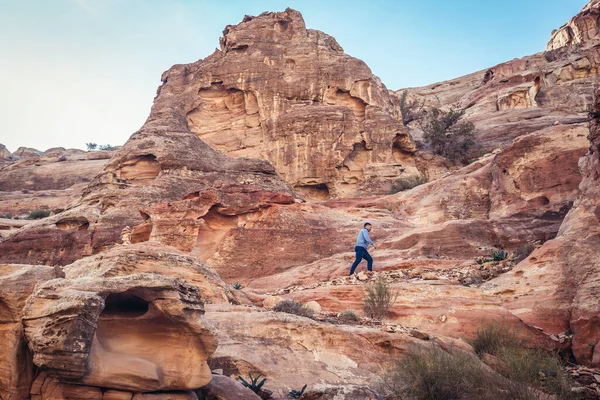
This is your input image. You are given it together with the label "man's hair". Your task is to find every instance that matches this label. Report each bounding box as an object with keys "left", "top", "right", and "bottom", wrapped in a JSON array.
[{"left": 364, "top": 222, "right": 372, "bottom": 228}]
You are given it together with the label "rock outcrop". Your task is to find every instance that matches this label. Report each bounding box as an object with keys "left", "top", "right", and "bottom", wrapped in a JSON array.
[
  {"left": 547, "top": 0, "right": 600, "bottom": 51},
  {"left": 483, "top": 85, "right": 600, "bottom": 367},
  {"left": 161, "top": 8, "right": 416, "bottom": 199},
  {"left": 0, "top": 243, "right": 235, "bottom": 398},
  {"left": 0, "top": 149, "right": 113, "bottom": 224},
  {"left": 0, "top": 265, "right": 57, "bottom": 400}
]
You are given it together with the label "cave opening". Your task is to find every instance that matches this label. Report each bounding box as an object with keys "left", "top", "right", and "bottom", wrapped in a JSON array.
[{"left": 102, "top": 292, "right": 149, "bottom": 318}]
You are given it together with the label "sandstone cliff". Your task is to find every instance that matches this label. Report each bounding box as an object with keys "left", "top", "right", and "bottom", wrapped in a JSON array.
[
  {"left": 161, "top": 8, "right": 417, "bottom": 199},
  {"left": 1, "top": 2, "right": 600, "bottom": 399}
]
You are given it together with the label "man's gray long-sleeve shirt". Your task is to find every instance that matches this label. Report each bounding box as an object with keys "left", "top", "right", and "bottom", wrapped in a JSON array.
[{"left": 356, "top": 228, "right": 374, "bottom": 249}]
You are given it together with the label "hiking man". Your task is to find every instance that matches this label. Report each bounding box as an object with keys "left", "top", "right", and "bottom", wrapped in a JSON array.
[{"left": 349, "top": 222, "right": 375, "bottom": 275}]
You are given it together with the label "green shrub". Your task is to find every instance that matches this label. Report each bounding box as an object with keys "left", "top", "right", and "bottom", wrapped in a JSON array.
[
  {"left": 363, "top": 277, "right": 398, "bottom": 320},
  {"left": 237, "top": 373, "right": 266, "bottom": 394},
  {"left": 384, "top": 342, "right": 577, "bottom": 400},
  {"left": 390, "top": 174, "right": 427, "bottom": 193},
  {"left": 232, "top": 282, "right": 242, "bottom": 290},
  {"left": 469, "top": 321, "right": 579, "bottom": 399},
  {"left": 272, "top": 300, "right": 314, "bottom": 318},
  {"left": 27, "top": 209, "right": 51, "bottom": 219},
  {"left": 471, "top": 320, "right": 523, "bottom": 356},
  {"left": 420, "top": 107, "right": 476, "bottom": 164},
  {"left": 498, "top": 347, "right": 574, "bottom": 398},
  {"left": 0, "top": 213, "right": 12, "bottom": 219},
  {"left": 85, "top": 142, "right": 97, "bottom": 151},
  {"left": 492, "top": 249, "right": 508, "bottom": 261},
  {"left": 384, "top": 344, "right": 532, "bottom": 400},
  {"left": 289, "top": 384, "right": 307, "bottom": 398}
]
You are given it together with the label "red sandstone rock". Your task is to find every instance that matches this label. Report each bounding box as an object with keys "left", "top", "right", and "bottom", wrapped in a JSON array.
[
  {"left": 158, "top": 8, "right": 416, "bottom": 199},
  {"left": 0, "top": 265, "right": 57, "bottom": 400},
  {"left": 483, "top": 84, "right": 600, "bottom": 367},
  {"left": 22, "top": 245, "right": 219, "bottom": 392}
]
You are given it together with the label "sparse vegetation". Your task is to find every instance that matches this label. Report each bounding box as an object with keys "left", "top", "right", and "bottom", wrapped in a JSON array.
[
  {"left": 384, "top": 338, "right": 579, "bottom": 400},
  {"left": 512, "top": 243, "right": 536, "bottom": 264},
  {"left": 232, "top": 282, "right": 242, "bottom": 290},
  {"left": 420, "top": 107, "right": 476, "bottom": 164},
  {"left": 398, "top": 90, "right": 422, "bottom": 125},
  {"left": 0, "top": 213, "right": 12, "bottom": 219},
  {"left": 339, "top": 310, "right": 361, "bottom": 323},
  {"left": 390, "top": 174, "right": 427, "bottom": 193},
  {"left": 238, "top": 373, "right": 267, "bottom": 394},
  {"left": 363, "top": 276, "right": 398, "bottom": 320},
  {"left": 471, "top": 320, "right": 523, "bottom": 356},
  {"left": 85, "top": 142, "right": 98, "bottom": 151},
  {"left": 477, "top": 249, "right": 509, "bottom": 265},
  {"left": 272, "top": 300, "right": 314, "bottom": 318},
  {"left": 86, "top": 143, "right": 117, "bottom": 151},
  {"left": 289, "top": 384, "right": 307, "bottom": 398},
  {"left": 27, "top": 209, "right": 51, "bottom": 219},
  {"left": 492, "top": 249, "right": 508, "bottom": 261}
]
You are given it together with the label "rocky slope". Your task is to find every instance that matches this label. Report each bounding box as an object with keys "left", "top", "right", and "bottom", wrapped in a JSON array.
[{"left": 1, "top": 2, "right": 600, "bottom": 399}]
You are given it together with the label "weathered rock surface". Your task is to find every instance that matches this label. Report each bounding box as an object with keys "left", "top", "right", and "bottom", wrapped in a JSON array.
[
  {"left": 483, "top": 84, "right": 600, "bottom": 367},
  {"left": 0, "top": 144, "right": 13, "bottom": 161},
  {"left": 0, "top": 265, "right": 56, "bottom": 400},
  {"left": 0, "top": 150, "right": 113, "bottom": 222},
  {"left": 206, "top": 304, "right": 421, "bottom": 396},
  {"left": 12, "top": 147, "right": 42, "bottom": 159},
  {"left": 399, "top": 2, "right": 600, "bottom": 154},
  {"left": 21, "top": 243, "right": 222, "bottom": 392},
  {"left": 547, "top": 0, "right": 600, "bottom": 51},
  {"left": 199, "top": 374, "right": 261, "bottom": 400},
  {"left": 160, "top": 8, "right": 417, "bottom": 199}
]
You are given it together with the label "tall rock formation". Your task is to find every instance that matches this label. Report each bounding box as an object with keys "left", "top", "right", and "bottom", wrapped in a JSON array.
[{"left": 163, "top": 8, "right": 416, "bottom": 199}]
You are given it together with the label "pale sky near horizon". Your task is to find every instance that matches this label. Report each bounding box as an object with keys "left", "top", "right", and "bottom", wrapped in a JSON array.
[{"left": 0, "top": 0, "right": 588, "bottom": 152}]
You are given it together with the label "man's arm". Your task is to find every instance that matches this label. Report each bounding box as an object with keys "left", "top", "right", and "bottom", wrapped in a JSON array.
[{"left": 364, "top": 230, "right": 375, "bottom": 247}]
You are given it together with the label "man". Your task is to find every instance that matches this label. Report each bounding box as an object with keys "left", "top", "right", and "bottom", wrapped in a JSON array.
[{"left": 349, "top": 222, "right": 375, "bottom": 275}]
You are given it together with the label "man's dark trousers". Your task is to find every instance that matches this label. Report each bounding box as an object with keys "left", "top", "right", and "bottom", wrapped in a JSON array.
[{"left": 349, "top": 246, "right": 373, "bottom": 275}]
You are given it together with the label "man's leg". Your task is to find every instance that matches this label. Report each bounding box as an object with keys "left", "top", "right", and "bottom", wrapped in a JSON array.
[
  {"left": 349, "top": 246, "right": 365, "bottom": 275},
  {"left": 364, "top": 250, "right": 373, "bottom": 271}
]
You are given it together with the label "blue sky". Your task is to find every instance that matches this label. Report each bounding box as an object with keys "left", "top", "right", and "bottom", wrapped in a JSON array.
[{"left": 0, "top": 0, "right": 588, "bottom": 152}]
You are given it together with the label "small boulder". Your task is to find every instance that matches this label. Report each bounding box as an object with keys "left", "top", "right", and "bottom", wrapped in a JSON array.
[
  {"left": 409, "top": 329, "right": 430, "bottom": 340},
  {"left": 263, "top": 295, "right": 285, "bottom": 309},
  {"left": 305, "top": 300, "right": 322, "bottom": 314},
  {"left": 356, "top": 271, "right": 368, "bottom": 281}
]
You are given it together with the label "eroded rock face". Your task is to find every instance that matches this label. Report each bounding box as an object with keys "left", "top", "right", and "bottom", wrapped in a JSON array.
[
  {"left": 0, "top": 264, "right": 56, "bottom": 400},
  {"left": 0, "top": 144, "right": 13, "bottom": 161},
  {"left": 22, "top": 244, "right": 221, "bottom": 392},
  {"left": 547, "top": 0, "right": 600, "bottom": 51},
  {"left": 159, "top": 8, "right": 416, "bottom": 199},
  {"left": 483, "top": 86, "right": 600, "bottom": 367},
  {"left": 399, "top": 2, "right": 600, "bottom": 153}
]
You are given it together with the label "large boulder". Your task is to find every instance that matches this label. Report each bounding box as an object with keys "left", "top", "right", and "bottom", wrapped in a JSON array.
[{"left": 21, "top": 243, "right": 224, "bottom": 392}]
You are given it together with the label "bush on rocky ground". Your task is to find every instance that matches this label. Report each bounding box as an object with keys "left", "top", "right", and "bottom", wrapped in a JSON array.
[
  {"left": 27, "top": 209, "right": 51, "bottom": 219},
  {"left": 363, "top": 277, "right": 398, "bottom": 320},
  {"left": 390, "top": 174, "right": 427, "bottom": 193},
  {"left": 272, "top": 300, "right": 314, "bottom": 318},
  {"left": 420, "top": 107, "right": 476, "bottom": 164},
  {"left": 384, "top": 338, "right": 580, "bottom": 400},
  {"left": 339, "top": 310, "right": 361, "bottom": 324}
]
